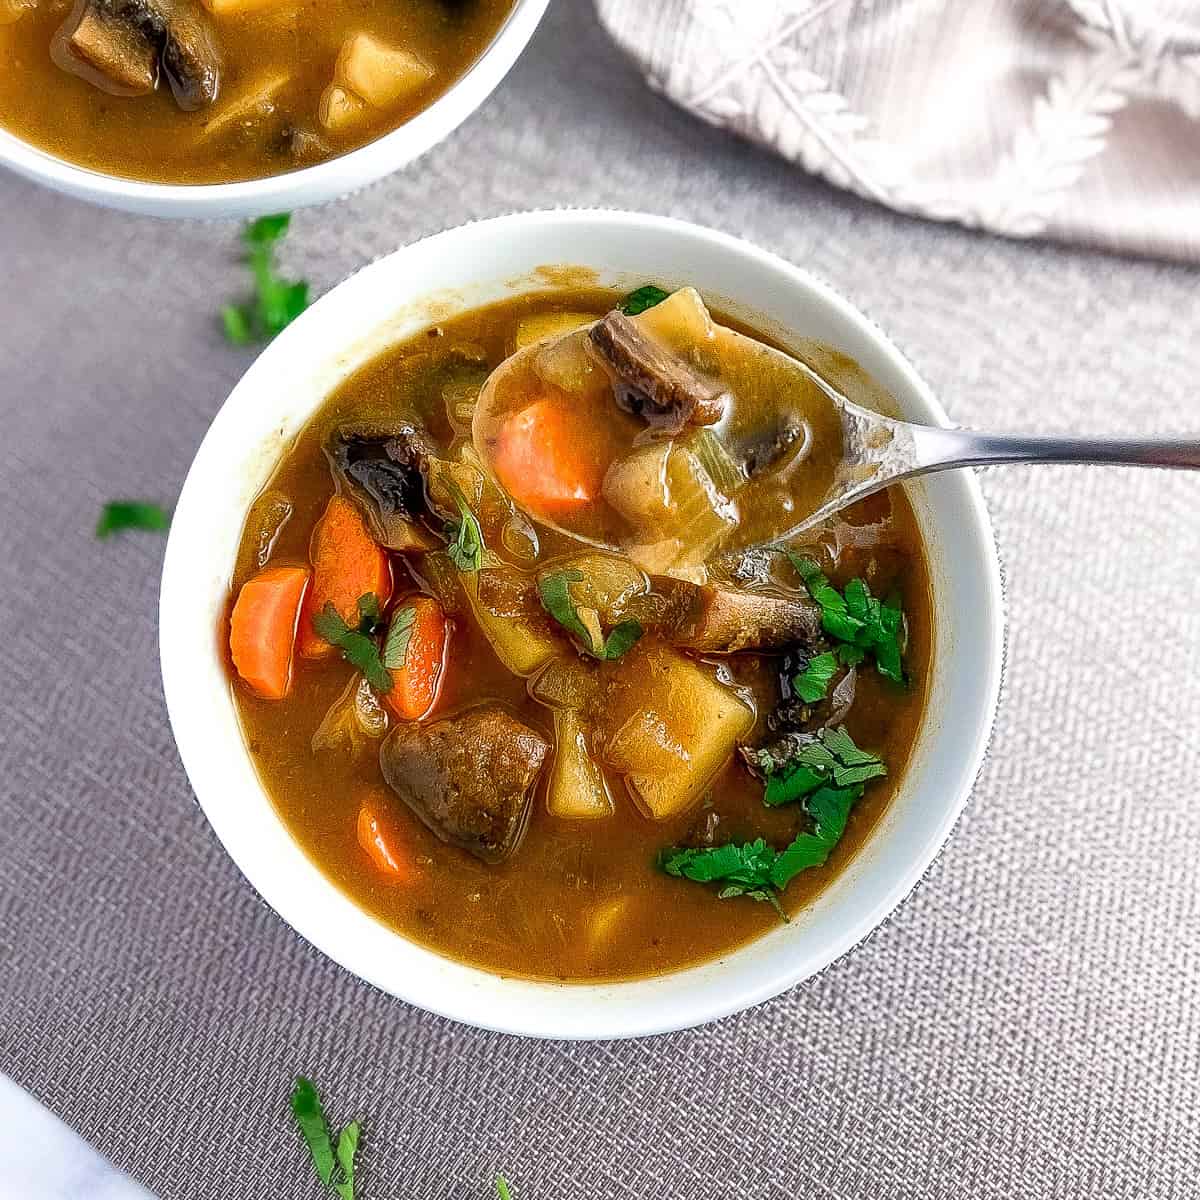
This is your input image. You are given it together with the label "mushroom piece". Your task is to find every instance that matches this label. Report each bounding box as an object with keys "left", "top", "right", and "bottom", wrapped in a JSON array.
[
  {"left": 52, "top": 0, "right": 220, "bottom": 110},
  {"left": 323, "top": 423, "right": 442, "bottom": 552},
  {"left": 379, "top": 705, "right": 551, "bottom": 864},
  {"left": 589, "top": 310, "right": 727, "bottom": 434},
  {"left": 667, "top": 582, "right": 823, "bottom": 654}
]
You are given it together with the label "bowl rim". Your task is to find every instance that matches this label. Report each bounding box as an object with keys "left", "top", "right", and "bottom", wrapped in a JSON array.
[
  {"left": 160, "top": 208, "right": 1005, "bottom": 1039},
  {"left": 0, "top": 0, "right": 551, "bottom": 218}
]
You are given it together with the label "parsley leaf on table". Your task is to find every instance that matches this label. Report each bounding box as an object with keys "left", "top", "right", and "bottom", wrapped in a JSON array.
[
  {"left": 95, "top": 500, "right": 170, "bottom": 538},
  {"left": 495, "top": 1178, "right": 514, "bottom": 1200},
  {"left": 313, "top": 593, "right": 393, "bottom": 693},
  {"left": 444, "top": 482, "right": 485, "bottom": 573},
  {"left": 784, "top": 551, "right": 907, "bottom": 684},
  {"left": 221, "top": 213, "right": 310, "bottom": 345},
  {"left": 537, "top": 568, "right": 643, "bottom": 660},
  {"left": 619, "top": 284, "right": 670, "bottom": 315},
  {"left": 290, "top": 1077, "right": 361, "bottom": 1200}
]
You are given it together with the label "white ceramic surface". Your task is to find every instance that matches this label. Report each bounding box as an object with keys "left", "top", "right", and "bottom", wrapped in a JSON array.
[
  {"left": 0, "top": 0, "right": 550, "bottom": 218},
  {"left": 159, "top": 210, "right": 1004, "bottom": 1040}
]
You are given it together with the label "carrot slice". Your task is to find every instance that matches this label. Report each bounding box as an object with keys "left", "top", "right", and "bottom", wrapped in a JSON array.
[
  {"left": 298, "top": 494, "right": 392, "bottom": 659},
  {"left": 492, "top": 398, "right": 603, "bottom": 512},
  {"left": 384, "top": 597, "right": 449, "bottom": 721},
  {"left": 229, "top": 565, "right": 310, "bottom": 699},
  {"left": 357, "top": 800, "right": 414, "bottom": 881}
]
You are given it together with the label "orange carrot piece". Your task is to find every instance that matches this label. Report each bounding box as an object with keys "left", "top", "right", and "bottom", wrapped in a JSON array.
[
  {"left": 357, "top": 801, "right": 414, "bottom": 881},
  {"left": 229, "top": 565, "right": 310, "bottom": 700},
  {"left": 384, "top": 597, "right": 449, "bottom": 721},
  {"left": 298, "top": 494, "right": 392, "bottom": 659},
  {"left": 493, "top": 398, "right": 603, "bottom": 511}
]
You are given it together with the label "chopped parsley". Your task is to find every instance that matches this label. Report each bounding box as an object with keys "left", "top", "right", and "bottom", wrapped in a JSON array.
[
  {"left": 619, "top": 284, "right": 670, "bottom": 315},
  {"left": 382, "top": 604, "right": 416, "bottom": 670},
  {"left": 495, "top": 1179, "right": 514, "bottom": 1200},
  {"left": 792, "top": 649, "right": 838, "bottom": 703},
  {"left": 662, "top": 727, "right": 886, "bottom": 915},
  {"left": 537, "top": 568, "right": 643, "bottom": 660},
  {"left": 313, "top": 593, "right": 392, "bottom": 693},
  {"left": 762, "top": 725, "right": 885, "bottom": 807},
  {"left": 289, "top": 1077, "right": 361, "bottom": 1200},
  {"left": 95, "top": 500, "right": 170, "bottom": 538},
  {"left": 784, "top": 552, "right": 907, "bottom": 684},
  {"left": 444, "top": 482, "right": 484, "bottom": 572},
  {"left": 221, "top": 213, "right": 309, "bottom": 345}
]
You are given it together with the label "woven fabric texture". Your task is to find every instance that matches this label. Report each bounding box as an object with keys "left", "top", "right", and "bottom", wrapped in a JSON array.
[
  {"left": 597, "top": 0, "right": 1200, "bottom": 262},
  {"left": 1, "top": 2, "right": 1198, "bottom": 1196}
]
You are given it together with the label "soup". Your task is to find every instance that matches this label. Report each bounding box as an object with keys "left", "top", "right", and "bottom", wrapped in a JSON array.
[
  {"left": 0, "top": 0, "right": 512, "bottom": 183},
  {"left": 226, "top": 285, "right": 932, "bottom": 982}
]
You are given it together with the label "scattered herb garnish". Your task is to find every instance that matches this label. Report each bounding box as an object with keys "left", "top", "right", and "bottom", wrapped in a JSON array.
[
  {"left": 382, "top": 604, "right": 416, "bottom": 670},
  {"left": 495, "top": 1178, "right": 513, "bottom": 1200},
  {"left": 221, "top": 213, "right": 309, "bottom": 345},
  {"left": 290, "top": 1077, "right": 361, "bottom": 1200},
  {"left": 762, "top": 724, "right": 885, "bottom": 807},
  {"left": 792, "top": 649, "right": 838, "bottom": 703},
  {"left": 784, "top": 551, "right": 907, "bottom": 684},
  {"left": 313, "top": 593, "right": 393, "bottom": 693},
  {"left": 537, "top": 568, "right": 644, "bottom": 660},
  {"left": 95, "top": 500, "right": 170, "bottom": 539},
  {"left": 619, "top": 284, "right": 670, "bottom": 315},
  {"left": 443, "top": 482, "right": 484, "bottom": 573},
  {"left": 661, "top": 726, "right": 886, "bottom": 916}
]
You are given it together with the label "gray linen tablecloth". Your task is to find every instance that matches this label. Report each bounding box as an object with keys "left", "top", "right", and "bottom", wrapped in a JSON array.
[{"left": 1, "top": 2, "right": 1198, "bottom": 1196}]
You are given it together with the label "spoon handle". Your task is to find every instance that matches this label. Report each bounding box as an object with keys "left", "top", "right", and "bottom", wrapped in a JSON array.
[{"left": 907, "top": 426, "right": 1200, "bottom": 472}]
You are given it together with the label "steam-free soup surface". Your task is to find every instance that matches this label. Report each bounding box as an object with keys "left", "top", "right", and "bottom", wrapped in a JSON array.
[
  {"left": 228, "top": 287, "right": 932, "bottom": 982},
  {"left": 0, "top": 0, "right": 512, "bottom": 183}
]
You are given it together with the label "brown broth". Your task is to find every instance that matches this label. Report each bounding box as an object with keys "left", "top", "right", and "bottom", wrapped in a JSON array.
[
  {"left": 0, "top": 0, "right": 512, "bottom": 183},
  {"left": 229, "top": 289, "right": 933, "bottom": 982}
]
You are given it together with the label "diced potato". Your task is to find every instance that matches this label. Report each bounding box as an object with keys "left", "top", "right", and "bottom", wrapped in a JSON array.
[
  {"left": 319, "top": 84, "right": 368, "bottom": 133},
  {"left": 336, "top": 33, "right": 433, "bottom": 109},
  {"left": 634, "top": 286, "right": 716, "bottom": 359},
  {"left": 533, "top": 329, "right": 601, "bottom": 396},
  {"left": 200, "top": 71, "right": 289, "bottom": 140},
  {"left": 602, "top": 442, "right": 672, "bottom": 527},
  {"left": 547, "top": 709, "right": 613, "bottom": 819},
  {"left": 513, "top": 311, "right": 596, "bottom": 351},
  {"left": 604, "top": 647, "right": 754, "bottom": 820},
  {"left": 462, "top": 572, "right": 558, "bottom": 676}
]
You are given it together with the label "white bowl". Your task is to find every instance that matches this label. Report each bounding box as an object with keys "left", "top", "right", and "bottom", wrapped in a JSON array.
[
  {"left": 0, "top": 0, "right": 550, "bottom": 218},
  {"left": 160, "top": 210, "right": 1004, "bottom": 1039}
]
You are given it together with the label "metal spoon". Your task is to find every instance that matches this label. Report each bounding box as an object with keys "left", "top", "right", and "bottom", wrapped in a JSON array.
[{"left": 725, "top": 328, "right": 1200, "bottom": 540}]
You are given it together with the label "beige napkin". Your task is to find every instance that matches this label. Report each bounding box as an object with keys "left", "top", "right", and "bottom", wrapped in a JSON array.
[{"left": 595, "top": 0, "right": 1200, "bottom": 261}]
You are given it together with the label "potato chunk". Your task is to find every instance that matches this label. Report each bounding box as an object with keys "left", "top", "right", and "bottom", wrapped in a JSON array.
[
  {"left": 604, "top": 647, "right": 753, "bottom": 819},
  {"left": 513, "top": 312, "right": 596, "bottom": 351},
  {"left": 462, "top": 572, "right": 559, "bottom": 677},
  {"left": 547, "top": 709, "right": 613, "bottom": 820},
  {"left": 336, "top": 32, "right": 433, "bottom": 108},
  {"left": 319, "top": 83, "right": 368, "bottom": 133}
]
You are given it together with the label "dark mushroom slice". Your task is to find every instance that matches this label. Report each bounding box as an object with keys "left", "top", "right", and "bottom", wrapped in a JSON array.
[
  {"left": 666, "top": 582, "right": 822, "bottom": 654},
  {"left": 157, "top": 0, "right": 220, "bottom": 110},
  {"left": 52, "top": 0, "right": 158, "bottom": 95},
  {"left": 379, "top": 705, "right": 550, "bottom": 864},
  {"left": 324, "top": 423, "right": 443, "bottom": 552},
  {"left": 589, "top": 310, "right": 727, "bottom": 434},
  {"left": 52, "top": 0, "right": 221, "bottom": 109}
]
